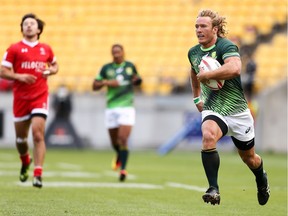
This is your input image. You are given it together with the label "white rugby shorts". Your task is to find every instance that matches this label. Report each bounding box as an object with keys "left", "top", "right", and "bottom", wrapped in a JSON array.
[
  {"left": 105, "top": 107, "right": 135, "bottom": 129},
  {"left": 202, "top": 109, "right": 255, "bottom": 142}
]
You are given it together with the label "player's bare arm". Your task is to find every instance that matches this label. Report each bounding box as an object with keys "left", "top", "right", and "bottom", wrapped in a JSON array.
[
  {"left": 42, "top": 61, "right": 59, "bottom": 77},
  {"left": 103, "top": 79, "right": 119, "bottom": 87},
  {"left": 190, "top": 68, "right": 203, "bottom": 112},
  {"left": 0, "top": 66, "right": 36, "bottom": 84},
  {"left": 132, "top": 75, "right": 142, "bottom": 86},
  {"left": 190, "top": 68, "right": 201, "bottom": 97},
  {"left": 92, "top": 80, "right": 104, "bottom": 90},
  {"left": 92, "top": 79, "right": 120, "bottom": 91},
  {"left": 197, "top": 56, "right": 241, "bottom": 82}
]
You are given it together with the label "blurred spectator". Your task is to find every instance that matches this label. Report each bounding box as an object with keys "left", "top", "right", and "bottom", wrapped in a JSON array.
[
  {"left": 45, "top": 84, "right": 83, "bottom": 148},
  {"left": 52, "top": 85, "right": 72, "bottom": 119},
  {"left": 242, "top": 25, "right": 259, "bottom": 45},
  {"left": 229, "top": 35, "right": 242, "bottom": 48},
  {"left": 242, "top": 53, "right": 257, "bottom": 102}
]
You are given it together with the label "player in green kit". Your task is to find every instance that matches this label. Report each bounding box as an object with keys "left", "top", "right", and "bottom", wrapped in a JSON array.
[
  {"left": 188, "top": 9, "right": 270, "bottom": 205},
  {"left": 93, "top": 44, "right": 142, "bottom": 181}
]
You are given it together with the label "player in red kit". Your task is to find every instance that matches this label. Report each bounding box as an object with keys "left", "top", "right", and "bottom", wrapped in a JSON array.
[{"left": 0, "top": 13, "right": 59, "bottom": 188}]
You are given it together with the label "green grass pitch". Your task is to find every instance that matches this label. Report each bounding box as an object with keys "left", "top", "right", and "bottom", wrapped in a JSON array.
[{"left": 0, "top": 148, "right": 286, "bottom": 216}]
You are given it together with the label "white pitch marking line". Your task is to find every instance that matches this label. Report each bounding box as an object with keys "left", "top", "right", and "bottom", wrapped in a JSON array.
[
  {"left": 44, "top": 171, "right": 101, "bottom": 178},
  {"left": 16, "top": 181, "right": 163, "bottom": 189},
  {"left": 56, "top": 162, "right": 83, "bottom": 170},
  {"left": 166, "top": 182, "right": 206, "bottom": 192},
  {"left": 0, "top": 171, "right": 101, "bottom": 178},
  {"left": 0, "top": 153, "right": 16, "bottom": 160},
  {"left": 0, "top": 171, "right": 17, "bottom": 176},
  {"left": 0, "top": 162, "right": 20, "bottom": 169}
]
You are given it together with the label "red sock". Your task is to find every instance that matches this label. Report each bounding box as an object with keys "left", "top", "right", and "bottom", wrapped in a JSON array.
[
  {"left": 20, "top": 154, "right": 30, "bottom": 166},
  {"left": 34, "top": 166, "right": 42, "bottom": 177}
]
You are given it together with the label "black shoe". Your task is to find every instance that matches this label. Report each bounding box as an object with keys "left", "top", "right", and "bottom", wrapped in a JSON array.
[
  {"left": 33, "top": 176, "right": 43, "bottom": 188},
  {"left": 119, "top": 170, "right": 127, "bottom": 182},
  {"left": 257, "top": 171, "right": 270, "bottom": 205},
  {"left": 202, "top": 186, "right": 220, "bottom": 205},
  {"left": 19, "top": 158, "right": 33, "bottom": 182}
]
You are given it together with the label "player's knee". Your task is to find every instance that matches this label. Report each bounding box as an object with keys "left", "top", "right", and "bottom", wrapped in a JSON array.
[
  {"left": 202, "top": 130, "right": 218, "bottom": 147},
  {"left": 117, "top": 136, "right": 128, "bottom": 148},
  {"left": 32, "top": 130, "right": 44, "bottom": 143}
]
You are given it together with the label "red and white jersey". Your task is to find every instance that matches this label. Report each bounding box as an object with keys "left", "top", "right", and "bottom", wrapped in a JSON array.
[{"left": 1, "top": 39, "right": 56, "bottom": 100}]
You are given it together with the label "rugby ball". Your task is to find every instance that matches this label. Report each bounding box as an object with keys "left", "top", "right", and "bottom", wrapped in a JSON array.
[{"left": 199, "top": 56, "right": 225, "bottom": 90}]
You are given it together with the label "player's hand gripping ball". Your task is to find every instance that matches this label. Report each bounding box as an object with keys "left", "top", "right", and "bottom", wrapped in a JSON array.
[{"left": 199, "top": 56, "right": 225, "bottom": 90}]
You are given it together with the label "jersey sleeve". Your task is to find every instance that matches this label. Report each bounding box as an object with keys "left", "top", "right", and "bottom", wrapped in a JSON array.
[
  {"left": 220, "top": 40, "right": 240, "bottom": 60},
  {"left": 132, "top": 64, "right": 137, "bottom": 74},
  {"left": 1, "top": 45, "right": 16, "bottom": 68},
  {"left": 132, "top": 64, "right": 141, "bottom": 78},
  {"left": 46, "top": 45, "right": 56, "bottom": 64},
  {"left": 187, "top": 49, "right": 192, "bottom": 64},
  {"left": 95, "top": 65, "right": 106, "bottom": 80},
  {"left": 187, "top": 47, "right": 197, "bottom": 71}
]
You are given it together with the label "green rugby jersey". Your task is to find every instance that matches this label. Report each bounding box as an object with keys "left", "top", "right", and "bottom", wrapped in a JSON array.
[
  {"left": 96, "top": 61, "right": 140, "bottom": 108},
  {"left": 188, "top": 38, "right": 248, "bottom": 116}
]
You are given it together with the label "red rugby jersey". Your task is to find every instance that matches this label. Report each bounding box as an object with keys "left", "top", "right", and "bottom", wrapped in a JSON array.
[{"left": 1, "top": 39, "right": 56, "bottom": 99}]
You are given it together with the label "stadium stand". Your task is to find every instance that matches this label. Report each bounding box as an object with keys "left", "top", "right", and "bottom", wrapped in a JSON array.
[
  {"left": 254, "top": 32, "right": 287, "bottom": 92},
  {"left": 0, "top": 0, "right": 286, "bottom": 94}
]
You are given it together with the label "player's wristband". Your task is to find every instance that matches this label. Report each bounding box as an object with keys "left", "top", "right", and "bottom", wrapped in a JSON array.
[
  {"left": 193, "top": 96, "right": 202, "bottom": 105},
  {"left": 43, "top": 70, "right": 51, "bottom": 75}
]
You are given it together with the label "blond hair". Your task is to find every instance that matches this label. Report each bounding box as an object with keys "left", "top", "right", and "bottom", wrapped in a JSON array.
[{"left": 198, "top": 9, "right": 227, "bottom": 38}]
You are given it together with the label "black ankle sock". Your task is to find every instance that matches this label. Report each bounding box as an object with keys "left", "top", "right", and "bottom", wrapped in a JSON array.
[
  {"left": 201, "top": 148, "right": 220, "bottom": 190},
  {"left": 119, "top": 149, "right": 129, "bottom": 170},
  {"left": 250, "top": 160, "right": 265, "bottom": 186}
]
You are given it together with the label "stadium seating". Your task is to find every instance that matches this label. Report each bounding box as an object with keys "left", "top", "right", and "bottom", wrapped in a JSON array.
[
  {"left": 0, "top": 0, "right": 286, "bottom": 94},
  {"left": 254, "top": 33, "right": 287, "bottom": 92}
]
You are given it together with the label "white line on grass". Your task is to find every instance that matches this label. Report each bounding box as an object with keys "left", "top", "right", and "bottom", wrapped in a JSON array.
[
  {"left": 16, "top": 181, "right": 163, "bottom": 189},
  {"left": 0, "top": 163, "right": 20, "bottom": 169},
  {"left": 0, "top": 170, "right": 137, "bottom": 179},
  {"left": 0, "top": 171, "right": 101, "bottom": 178},
  {"left": 56, "top": 162, "right": 83, "bottom": 170},
  {"left": 15, "top": 181, "right": 206, "bottom": 191},
  {"left": 166, "top": 182, "right": 206, "bottom": 192},
  {"left": 0, "top": 171, "right": 17, "bottom": 176},
  {"left": 44, "top": 171, "right": 101, "bottom": 178}
]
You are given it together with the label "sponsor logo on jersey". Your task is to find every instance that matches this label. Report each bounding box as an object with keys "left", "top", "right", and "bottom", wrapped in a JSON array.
[
  {"left": 116, "top": 74, "right": 124, "bottom": 82},
  {"left": 21, "top": 48, "right": 28, "bottom": 53},
  {"left": 126, "top": 67, "right": 133, "bottom": 75},
  {"left": 107, "top": 69, "right": 115, "bottom": 78},
  {"left": 40, "top": 47, "right": 46, "bottom": 55},
  {"left": 21, "top": 61, "right": 46, "bottom": 70},
  {"left": 116, "top": 67, "right": 124, "bottom": 74},
  {"left": 211, "top": 51, "right": 217, "bottom": 59}
]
